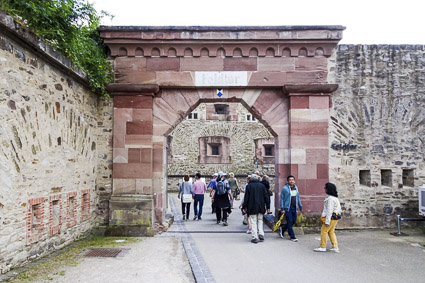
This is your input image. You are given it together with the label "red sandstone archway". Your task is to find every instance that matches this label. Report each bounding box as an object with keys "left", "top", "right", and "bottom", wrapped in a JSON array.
[{"left": 100, "top": 26, "right": 343, "bottom": 234}]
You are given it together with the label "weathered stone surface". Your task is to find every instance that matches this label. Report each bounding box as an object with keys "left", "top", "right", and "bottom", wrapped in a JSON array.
[
  {"left": 330, "top": 44, "right": 425, "bottom": 228},
  {"left": 0, "top": 17, "right": 106, "bottom": 273}
]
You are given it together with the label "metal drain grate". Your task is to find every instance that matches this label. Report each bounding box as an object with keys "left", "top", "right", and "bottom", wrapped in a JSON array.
[{"left": 84, "top": 248, "right": 122, "bottom": 257}]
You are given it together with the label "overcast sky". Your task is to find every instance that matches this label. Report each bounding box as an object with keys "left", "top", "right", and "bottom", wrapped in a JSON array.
[{"left": 93, "top": 0, "right": 425, "bottom": 44}]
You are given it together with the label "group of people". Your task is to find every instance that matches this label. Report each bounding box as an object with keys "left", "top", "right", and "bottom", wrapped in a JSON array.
[{"left": 178, "top": 172, "right": 342, "bottom": 252}]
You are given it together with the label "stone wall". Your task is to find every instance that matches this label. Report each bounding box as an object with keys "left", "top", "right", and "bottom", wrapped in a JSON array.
[
  {"left": 167, "top": 103, "right": 275, "bottom": 174},
  {"left": 0, "top": 10, "right": 111, "bottom": 273},
  {"left": 330, "top": 45, "right": 425, "bottom": 228}
]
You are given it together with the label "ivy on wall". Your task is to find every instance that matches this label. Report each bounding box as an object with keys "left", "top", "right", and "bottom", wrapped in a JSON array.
[{"left": 0, "top": 0, "right": 113, "bottom": 97}]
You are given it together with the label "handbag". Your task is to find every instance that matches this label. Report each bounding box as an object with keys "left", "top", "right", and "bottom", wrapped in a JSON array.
[
  {"left": 331, "top": 212, "right": 342, "bottom": 220},
  {"left": 182, "top": 194, "right": 192, "bottom": 203}
]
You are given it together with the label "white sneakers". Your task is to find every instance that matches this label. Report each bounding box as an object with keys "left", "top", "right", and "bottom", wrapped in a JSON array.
[{"left": 314, "top": 247, "right": 340, "bottom": 253}]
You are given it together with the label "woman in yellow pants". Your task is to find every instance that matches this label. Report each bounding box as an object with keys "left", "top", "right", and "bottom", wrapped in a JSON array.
[{"left": 314, "top": 183, "right": 342, "bottom": 253}]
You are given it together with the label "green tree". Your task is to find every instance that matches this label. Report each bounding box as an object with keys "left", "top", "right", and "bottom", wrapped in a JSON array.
[{"left": 0, "top": 0, "right": 113, "bottom": 97}]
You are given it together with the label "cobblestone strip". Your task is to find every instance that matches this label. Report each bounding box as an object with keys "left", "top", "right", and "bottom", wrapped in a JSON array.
[{"left": 167, "top": 197, "right": 216, "bottom": 283}]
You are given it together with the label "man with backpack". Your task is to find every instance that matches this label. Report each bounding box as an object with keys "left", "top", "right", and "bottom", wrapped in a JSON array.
[
  {"left": 242, "top": 173, "right": 270, "bottom": 243},
  {"left": 210, "top": 172, "right": 233, "bottom": 226}
]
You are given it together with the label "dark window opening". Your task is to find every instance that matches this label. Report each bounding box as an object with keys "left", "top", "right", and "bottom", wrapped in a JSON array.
[
  {"left": 214, "top": 104, "right": 229, "bottom": 115},
  {"left": 381, "top": 169, "right": 392, "bottom": 187},
  {"left": 402, "top": 169, "right": 414, "bottom": 187},
  {"left": 359, "top": 170, "right": 371, "bottom": 187},
  {"left": 211, "top": 145, "right": 220, "bottom": 155},
  {"left": 264, "top": 145, "right": 274, "bottom": 156}
]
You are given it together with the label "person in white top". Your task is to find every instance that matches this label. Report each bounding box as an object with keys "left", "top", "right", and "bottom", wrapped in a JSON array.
[{"left": 314, "top": 183, "right": 342, "bottom": 253}]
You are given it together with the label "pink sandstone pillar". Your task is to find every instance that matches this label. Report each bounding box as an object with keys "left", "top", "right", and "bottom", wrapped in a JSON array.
[{"left": 285, "top": 84, "right": 337, "bottom": 213}]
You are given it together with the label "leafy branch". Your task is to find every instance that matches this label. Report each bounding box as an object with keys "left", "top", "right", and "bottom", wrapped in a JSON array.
[{"left": 0, "top": 0, "right": 113, "bottom": 97}]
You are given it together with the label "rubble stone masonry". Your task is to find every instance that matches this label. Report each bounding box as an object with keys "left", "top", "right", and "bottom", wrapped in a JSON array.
[
  {"left": 0, "top": 10, "right": 112, "bottom": 273},
  {"left": 330, "top": 45, "right": 425, "bottom": 228}
]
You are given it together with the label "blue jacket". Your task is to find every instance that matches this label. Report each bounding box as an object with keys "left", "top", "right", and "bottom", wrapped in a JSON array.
[{"left": 280, "top": 183, "right": 302, "bottom": 212}]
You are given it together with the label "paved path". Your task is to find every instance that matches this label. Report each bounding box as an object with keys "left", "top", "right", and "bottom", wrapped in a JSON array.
[
  {"left": 5, "top": 192, "right": 425, "bottom": 283},
  {"left": 168, "top": 192, "right": 425, "bottom": 283}
]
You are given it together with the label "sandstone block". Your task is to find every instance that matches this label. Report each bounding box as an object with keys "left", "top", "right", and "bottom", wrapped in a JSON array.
[
  {"left": 295, "top": 57, "right": 328, "bottom": 71},
  {"left": 146, "top": 57, "right": 180, "bottom": 71},
  {"left": 248, "top": 72, "right": 287, "bottom": 87},
  {"left": 290, "top": 148, "right": 306, "bottom": 164},
  {"left": 290, "top": 96, "right": 309, "bottom": 109},
  {"left": 290, "top": 122, "right": 329, "bottom": 135},
  {"left": 125, "top": 135, "right": 152, "bottom": 147},
  {"left": 156, "top": 72, "right": 194, "bottom": 87},
  {"left": 133, "top": 109, "right": 152, "bottom": 121},
  {"left": 113, "top": 148, "right": 128, "bottom": 163},
  {"left": 224, "top": 58, "right": 257, "bottom": 71},
  {"left": 112, "top": 178, "right": 136, "bottom": 195},
  {"left": 153, "top": 97, "right": 183, "bottom": 126},
  {"left": 286, "top": 71, "right": 327, "bottom": 84},
  {"left": 113, "top": 163, "right": 152, "bottom": 179},
  {"left": 181, "top": 57, "right": 224, "bottom": 71},
  {"left": 114, "top": 96, "right": 153, "bottom": 109},
  {"left": 306, "top": 149, "right": 329, "bottom": 164},
  {"left": 290, "top": 136, "right": 328, "bottom": 148},
  {"left": 126, "top": 121, "right": 153, "bottom": 135},
  {"left": 309, "top": 96, "right": 329, "bottom": 109},
  {"left": 258, "top": 57, "right": 294, "bottom": 72},
  {"left": 317, "top": 164, "right": 329, "bottom": 179},
  {"left": 298, "top": 164, "right": 317, "bottom": 179}
]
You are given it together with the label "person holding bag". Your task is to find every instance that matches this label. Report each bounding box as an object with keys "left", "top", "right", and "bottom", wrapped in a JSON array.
[
  {"left": 178, "top": 174, "right": 194, "bottom": 221},
  {"left": 314, "top": 182, "right": 342, "bottom": 253}
]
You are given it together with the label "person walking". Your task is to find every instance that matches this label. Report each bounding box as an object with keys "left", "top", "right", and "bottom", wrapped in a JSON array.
[
  {"left": 193, "top": 172, "right": 207, "bottom": 220},
  {"left": 240, "top": 175, "right": 252, "bottom": 233},
  {"left": 228, "top": 172, "right": 240, "bottom": 201},
  {"left": 279, "top": 175, "right": 303, "bottom": 242},
  {"left": 261, "top": 174, "right": 271, "bottom": 205},
  {"left": 211, "top": 172, "right": 233, "bottom": 226},
  {"left": 314, "top": 183, "right": 342, "bottom": 253},
  {"left": 242, "top": 174, "right": 270, "bottom": 243},
  {"left": 208, "top": 173, "right": 218, "bottom": 214},
  {"left": 178, "top": 174, "right": 194, "bottom": 221}
]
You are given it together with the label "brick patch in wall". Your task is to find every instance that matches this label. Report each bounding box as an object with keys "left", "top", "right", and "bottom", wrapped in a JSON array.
[
  {"left": 26, "top": 197, "right": 47, "bottom": 245},
  {"left": 67, "top": 192, "right": 78, "bottom": 228},
  {"left": 49, "top": 194, "right": 62, "bottom": 236}
]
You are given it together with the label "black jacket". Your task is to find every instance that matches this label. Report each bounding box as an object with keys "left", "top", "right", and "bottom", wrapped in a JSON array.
[{"left": 242, "top": 180, "right": 270, "bottom": 215}]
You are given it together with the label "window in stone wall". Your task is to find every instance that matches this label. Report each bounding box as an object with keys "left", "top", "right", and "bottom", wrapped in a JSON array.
[
  {"left": 381, "top": 169, "right": 392, "bottom": 187},
  {"left": 246, "top": 114, "right": 256, "bottom": 122},
  {"left": 264, "top": 145, "right": 274, "bottom": 156},
  {"left": 199, "top": 136, "right": 231, "bottom": 164},
  {"left": 187, "top": 112, "right": 199, "bottom": 120},
  {"left": 214, "top": 104, "right": 229, "bottom": 115},
  {"left": 359, "top": 170, "right": 371, "bottom": 187},
  {"left": 402, "top": 169, "right": 414, "bottom": 187},
  {"left": 211, "top": 144, "right": 220, "bottom": 156}
]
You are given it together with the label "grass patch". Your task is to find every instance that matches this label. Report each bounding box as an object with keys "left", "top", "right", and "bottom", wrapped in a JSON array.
[{"left": 7, "top": 236, "right": 141, "bottom": 282}]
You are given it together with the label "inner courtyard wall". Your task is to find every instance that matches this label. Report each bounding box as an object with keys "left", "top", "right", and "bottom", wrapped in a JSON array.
[
  {"left": 167, "top": 103, "right": 275, "bottom": 191},
  {"left": 330, "top": 44, "right": 425, "bottom": 228}
]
